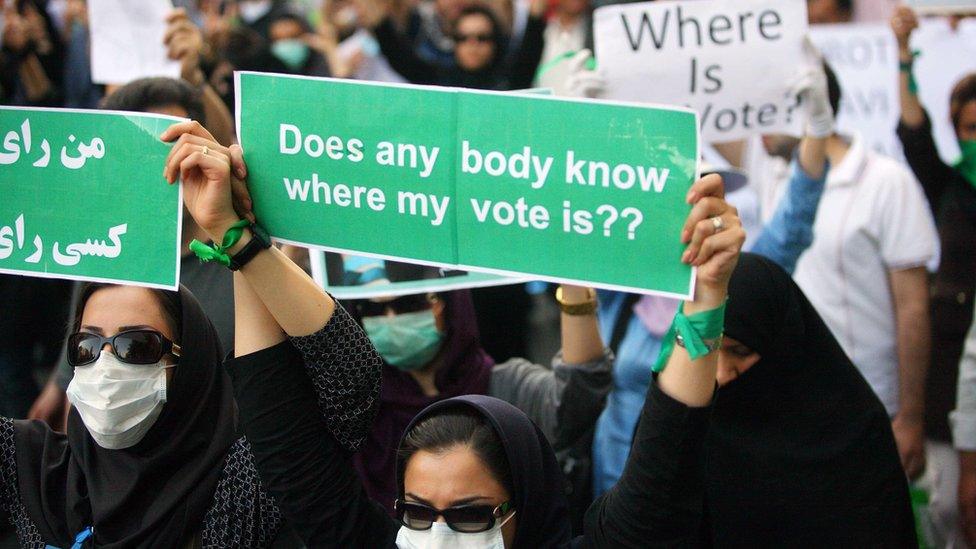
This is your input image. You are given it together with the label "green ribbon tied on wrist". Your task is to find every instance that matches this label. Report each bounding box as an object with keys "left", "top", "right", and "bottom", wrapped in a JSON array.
[
  {"left": 899, "top": 49, "right": 921, "bottom": 96},
  {"left": 652, "top": 301, "right": 726, "bottom": 373},
  {"left": 189, "top": 219, "right": 251, "bottom": 267}
]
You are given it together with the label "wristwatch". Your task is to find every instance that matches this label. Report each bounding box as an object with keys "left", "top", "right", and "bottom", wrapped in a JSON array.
[
  {"left": 228, "top": 223, "right": 271, "bottom": 271},
  {"left": 555, "top": 286, "right": 597, "bottom": 316}
]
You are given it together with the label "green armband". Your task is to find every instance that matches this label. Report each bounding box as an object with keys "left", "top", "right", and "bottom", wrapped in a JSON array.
[
  {"left": 189, "top": 219, "right": 251, "bottom": 267},
  {"left": 652, "top": 301, "right": 726, "bottom": 373},
  {"left": 900, "top": 50, "right": 921, "bottom": 96}
]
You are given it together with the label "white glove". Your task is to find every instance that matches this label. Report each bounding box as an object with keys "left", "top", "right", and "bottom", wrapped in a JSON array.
[
  {"left": 565, "top": 49, "right": 606, "bottom": 99},
  {"left": 787, "top": 38, "right": 834, "bottom": 138}
]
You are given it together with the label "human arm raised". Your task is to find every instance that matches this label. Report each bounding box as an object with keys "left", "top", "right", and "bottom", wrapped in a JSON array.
[
  {"left": 165, "top": 9, "right": 236, "bottom": 147},
  {"left": 581, "top": 174, "right": 745, "bottom": 547}
]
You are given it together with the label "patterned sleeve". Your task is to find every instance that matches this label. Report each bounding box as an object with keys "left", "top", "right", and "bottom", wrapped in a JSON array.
[
  {"left": 201, "top": 437, "right": 282, "bottom": 548},
  {"left": 1, "top": 418, "right": 44, "bottom": 548},
  {"left": 288, "top": 302, "right": 383, "bottom": 453}
]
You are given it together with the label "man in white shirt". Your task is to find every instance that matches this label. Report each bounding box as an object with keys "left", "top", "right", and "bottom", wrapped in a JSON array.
[
  {"left": 953, "top": 315, "right": 976, "bottom": 546},
  {"left": 774, "top": 69, "right": 940, "bottom": 481},
  {"left": 533, "top": 0, "right": 588, "bottom": 92}
]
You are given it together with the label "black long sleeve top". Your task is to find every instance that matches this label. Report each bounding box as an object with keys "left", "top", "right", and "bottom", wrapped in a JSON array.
[
  {"left": 0, "top": 307, "right": 381, "bottom": 547},
  {"left": 897, "top": 111, "right": 976, "bottom": 442},
  {"left": 373, "top": 15, "right": 546, "bottom": 91},
  {"left": 228, "top": 304, "right": 713, "bottom": 548}
]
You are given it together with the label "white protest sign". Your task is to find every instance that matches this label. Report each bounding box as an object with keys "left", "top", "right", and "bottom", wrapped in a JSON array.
[
  {"left": 88, "top": 0, "right": 181, "bottom": 85},
  {"left": 907, "top": 0, "right": 976, "bottom": 15},
  {"left": 912, "top": 17, "right": 976, "bottom": 163},
  {"left": 594, "top": 0, "right": 808, "bottom": 143},
  {"left": 810, "top": 24, "right": 902, "bottom": 160}
]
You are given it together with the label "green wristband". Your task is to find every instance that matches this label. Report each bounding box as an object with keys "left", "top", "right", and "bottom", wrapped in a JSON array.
[
  {"left": 652, "top": 301, "right": 726, "bottom": 373},
  {"left": 900, "top": 50, "right": 921, "bottom": 96},
  {"left": 189, "top": 219, "right": 251, "bottom": 268}
]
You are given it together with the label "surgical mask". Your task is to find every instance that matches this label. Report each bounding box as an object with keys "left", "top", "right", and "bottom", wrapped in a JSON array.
[
  {"left": 66, "top": 352, "right": 171, "bottom": 450},
  {"left": 395, "top": 514, "right": 513, "bottom": 549},
  {"left": 956, "top": 139, "right": 976, "bottom": 189},
  {"left": 363, "top": 310, "right": 443, "bottom": 371},
  {"left": 272, "top": 39, "right": 310, "bottom": 71},
  {"left": 238, "top": 0, "right": 273, "bottom": 23}
]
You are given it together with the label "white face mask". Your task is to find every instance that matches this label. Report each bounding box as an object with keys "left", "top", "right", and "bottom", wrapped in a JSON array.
[
  {"left": 238, "top": 0, "right": 273, "bottom": 23},
  {"left": 395, "top": 512, "right": 514, "bottom": 549},
  {"left": 66, "top": 352, "right": 171, "bottom": 450}
]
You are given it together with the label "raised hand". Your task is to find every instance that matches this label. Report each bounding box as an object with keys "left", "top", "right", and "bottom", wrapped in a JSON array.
[
  {"left": 160, "top": 121, "right": 253, "bottom": 240},
  {"left": 891, "top": 6, "right": 918, "bottom": 53},
  {"left": 165, "top": 8, "right": 206, "bottom": 85},
  {"left": 680, "top": 173, "right": 746, "bottom": 311}
]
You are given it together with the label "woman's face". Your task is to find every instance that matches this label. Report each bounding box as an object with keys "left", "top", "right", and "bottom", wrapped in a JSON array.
[
  {"left": 365, "top": 293, "right": 446, "bottom": 331},
  {"left": 957, "top": 100, "right": 976, "bottom": 142},
  {"left": 80, "top": 286, "right": 178, "bottom": 382},
  {"left": 717, "top": 336, "right": 761, "bottom": 387},
  {"left": 454, "top": 14, "right": 496, "bottom": 73},
  {"left": 404, "top": 445, "right": 517, "bottom": 547}
]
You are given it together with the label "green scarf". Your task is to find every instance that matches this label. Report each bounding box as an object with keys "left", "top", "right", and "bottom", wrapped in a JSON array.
[{"left": 955, "top": 140, "right": 976, "bottom": 190}]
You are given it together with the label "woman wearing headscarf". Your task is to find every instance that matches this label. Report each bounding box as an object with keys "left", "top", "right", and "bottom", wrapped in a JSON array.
[
  {"left": 351, "top": 279, "right": 611, "bottom": 518},
  {"left": 891, "top": 11, "right": 976, "bottom": 540},
  {"left": 707, "top": 253, "right": 916, "bottom": 546},
  {"left": 0, "top": 121, "right": 382, "bottom": 548},
  {"left": 361, "top": 0, "right": 546, "bottom": 90},
  {"left": 209, "top": 153, "right": 746, "bottom": 547}
]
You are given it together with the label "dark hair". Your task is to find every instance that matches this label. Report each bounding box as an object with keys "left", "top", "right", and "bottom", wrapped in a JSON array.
[
  {"left": 836, "top": 0, "right": 853, "bottom": 13},
  {"left": 950, "top": 73, "right": 976, "bottom": 132},
  {"left": 454, "top": 5, "right": 503, "bottom": 44},
  {"left": 101, "top": 78, "right": 206, "bottom": 126},
  {"left": 73, "top": 283, "right": 182, "bottom": 344},
  {"left": 269, "top": 12, "right": 313, "bottom": 34},
  {"left": 824, "top": 61, "right": 841, "bottom": 119},
  {"left": 399, "top": 408, "right": 514, "bottom": 497}
]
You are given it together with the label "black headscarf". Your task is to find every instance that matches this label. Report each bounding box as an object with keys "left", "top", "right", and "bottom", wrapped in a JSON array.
[
  {"left": 13, "top": 285, "right": 238, "bottom": 548},
  {"left": 705, "top": 253, "right": 915, "bottom": 546},
  {"left": 397, "top": 394, "right": 572, "bottom": 548},
  {"left": 357, "top": 291, "right": 494, "bottom": 514}
]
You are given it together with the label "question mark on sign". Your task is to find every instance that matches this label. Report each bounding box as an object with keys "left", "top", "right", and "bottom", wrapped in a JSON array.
[
  {"left": 596, "top": 204, "right": 619, "bottom": 237},
  {"left": 785, "top": 93, "right": 802, "bottom": 124},
  {"left": 620, "top": 207, "right": 644, "bottom": 240}
]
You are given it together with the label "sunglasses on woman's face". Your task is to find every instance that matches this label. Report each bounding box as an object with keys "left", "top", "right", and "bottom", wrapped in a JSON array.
[
  {"left": 67, "top": 329, "right": 181, "bottom": 366},
  {"left": 455, "top": 32, "right": 493, "bottom": 44},
  {"left": 358, "top": 293, "right": 437, "bottom": 318},
  {"left": 395, "top": 499, "right": 512, "bottom": 533}
]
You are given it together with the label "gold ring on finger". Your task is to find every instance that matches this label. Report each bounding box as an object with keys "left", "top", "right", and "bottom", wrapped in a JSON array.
[{"left": 202, "top": 145, "right": 210, "bottom": 156}]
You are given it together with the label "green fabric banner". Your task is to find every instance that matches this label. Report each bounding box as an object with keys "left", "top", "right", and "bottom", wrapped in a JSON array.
[
  {"left": 0, "top": 107, "right": 182, "bottom": 289},
  {"left": 236, "top": 72, "right": 698, "bottom": 298}
]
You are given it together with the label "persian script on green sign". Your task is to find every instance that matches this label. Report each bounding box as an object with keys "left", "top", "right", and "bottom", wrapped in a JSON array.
[
  {"left": 236, "top": 72, "right": 698, "bottom": 298},
  {"left": 0, "top": 107, "right": 183, "bottom": 289}
]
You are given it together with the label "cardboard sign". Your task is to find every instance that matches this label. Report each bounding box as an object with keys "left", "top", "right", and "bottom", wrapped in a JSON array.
[
  {"left": 0, "top": 107, "right": 182, "bottom": 289},
  {"left": 236, "top": 72, "right": 699, "bottom": 298},
  {"left": 593, "top": 0, "right": 809, "bottom": 142}
]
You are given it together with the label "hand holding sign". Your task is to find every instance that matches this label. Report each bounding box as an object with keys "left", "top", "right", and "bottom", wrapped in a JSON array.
[
  {"left": 680, "top": 174, "right": 745, "bottom": 308},
  {"left": 161, "top": 121, "right": 253, "bottom": 242},
  {"left": 161, "top": 121, "right": 254, "bottom": 229}
]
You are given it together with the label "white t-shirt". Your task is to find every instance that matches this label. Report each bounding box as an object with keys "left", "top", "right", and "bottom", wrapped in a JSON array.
[{"left": 793, "top": 134, "right": 939, "bottom": 416}]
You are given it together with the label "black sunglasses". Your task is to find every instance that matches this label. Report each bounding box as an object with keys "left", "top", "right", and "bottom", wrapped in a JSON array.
[
  {"left": 67, "top": 329, "right": 182, "bottom": 366},
  {"left": 455, "top": 33, "right": 494, "bottom": 44},
  {"left": 357, "top": 293, "right": 437, "bottom": 318},
  {"left": 395, "top": 499, "right": 512, "bottom": 533}
]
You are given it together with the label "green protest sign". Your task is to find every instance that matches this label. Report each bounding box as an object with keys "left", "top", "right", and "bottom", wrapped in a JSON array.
[
  {"left": 0, "top": 107, "right": 182, "bottom": 289},
  {"left": 236, "top": 72, "right": 698, "bottom": 298},
  {"left": 308, "top": 249, "right": 529, "bottom": 300}
]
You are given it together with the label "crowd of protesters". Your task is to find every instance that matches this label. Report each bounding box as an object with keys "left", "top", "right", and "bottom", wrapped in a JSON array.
[{"left": 1, "top": 0, "right": 976, "bottom": 547}]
